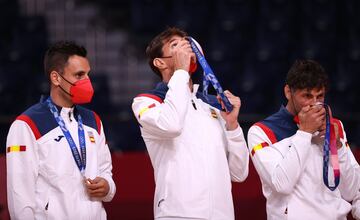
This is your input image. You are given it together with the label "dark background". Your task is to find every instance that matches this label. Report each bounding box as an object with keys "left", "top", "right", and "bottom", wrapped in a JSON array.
[
  {"left": 0, "top": 0, "right": 359, "bottom": 153},
  {"left": 0, "top": 0, "right": 359, "bottom": 219}
]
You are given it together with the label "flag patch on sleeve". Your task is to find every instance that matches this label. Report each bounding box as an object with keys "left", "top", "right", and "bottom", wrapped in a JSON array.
[
  {"left": 7, "top": 145, "right": 26, "bottom": 153},
  {"left": 251, "top": 142, "right": 269, "bottom": 156},
  {"left": 138, "top": 103, "right": 156, "bottom": 119}
]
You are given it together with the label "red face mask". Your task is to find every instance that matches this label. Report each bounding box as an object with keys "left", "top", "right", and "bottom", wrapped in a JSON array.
[
  {"left": 189, "top": 61, "right": 197, "bottom": 73},
  {"left": 188, "top": 38, "right": 203, "bottom": 74},
  {"left": 58, "top": 74, "right": 94, "bottom": 104},
  {"left": 69, "top": 78, "right": 94, "bottom": 104}
]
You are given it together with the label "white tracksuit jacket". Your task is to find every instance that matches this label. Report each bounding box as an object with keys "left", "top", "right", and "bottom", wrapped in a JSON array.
[
  {"left": 132, "top": 70, "right": 249, "bottom": 219},
  {"left": 6, "top": 99, "right": 116, "bottom": 220},
  {"left": 248, "top": 106, "right": 360, "bottom": 220},
  {"left": 351, "top": 168, "right": 360, "bottom": 220}
]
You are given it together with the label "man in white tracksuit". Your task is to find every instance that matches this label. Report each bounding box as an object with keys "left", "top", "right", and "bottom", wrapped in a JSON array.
[
  {"left": 132, "top": 27, "right": 249, "bottom": 220},
  {"left": 248, "top": 59, "right": 360, "bottom": 220},
  {"left": 6, "top": 41, "right": 116, "bottom": 219}
]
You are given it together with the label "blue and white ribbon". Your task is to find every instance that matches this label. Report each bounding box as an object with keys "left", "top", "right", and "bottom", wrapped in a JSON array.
[
  {"left": 46, "top": 97, "right": 86, "bottom": 176},
  {"left": 188, "top": 37, "right": 233, "bottom": 112},
  {"left": 322, "top": 103, "right": 340, "bottom": 191}
]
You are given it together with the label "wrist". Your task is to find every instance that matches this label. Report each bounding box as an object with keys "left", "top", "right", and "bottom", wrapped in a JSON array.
[
  {"left": 299, "top": 125, "right": 315, "bottom": 134},
  {"left": 226, "top": 122, "right": 239, "bottom": 131}
]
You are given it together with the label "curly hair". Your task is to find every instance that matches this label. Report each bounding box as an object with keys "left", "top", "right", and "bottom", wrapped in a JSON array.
[{"left": 286, "top": 59, "right": 329, "bottom": 91}]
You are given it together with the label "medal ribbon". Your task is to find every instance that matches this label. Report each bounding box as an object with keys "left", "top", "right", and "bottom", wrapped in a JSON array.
[
  {"left": 322, "top": 103, "right": 340, "bottom": 191},
  {"left": 188, "top": 37, "right": 233, "bottom": 112},
  {"left": 46, "top": 97, "right": 86, "bottom": 176}
]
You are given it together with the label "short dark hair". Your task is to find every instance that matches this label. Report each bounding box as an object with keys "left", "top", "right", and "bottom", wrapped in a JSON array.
[
  {"left": 146, "top": 27, "right": 187, "bottom": 78},
  {"left": 286, "top": 59, "right": 329, "bottom": 92},
  {"left": 44, "top": 41, "right": 87, "bottom": 79}
]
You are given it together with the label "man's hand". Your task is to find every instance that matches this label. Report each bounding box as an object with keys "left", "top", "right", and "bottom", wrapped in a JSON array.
[
  {"left": 218, "top": 90, "right": 241, "bottom": 131},
  {"left": 299, "top": 105, "right": 326, "bottom": 134},
  {"left": 85, "top": 177, "right": 110, "bottom": 198},
  {"left": 173, "top": 39, "right": 195, "bottom": 73}
]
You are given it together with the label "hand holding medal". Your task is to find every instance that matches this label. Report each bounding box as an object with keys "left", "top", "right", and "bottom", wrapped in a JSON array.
[
  {"left": 187, "top": 37, "right": 233, "bottom": 112},
  {"left": 311, "top": 102, "right": 341, "bottom": 191}
]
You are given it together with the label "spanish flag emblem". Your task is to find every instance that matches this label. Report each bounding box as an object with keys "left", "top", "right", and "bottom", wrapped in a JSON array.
[
  {"left": 138, "top": 103, "right": 156, "bottom": 119},
  {"left": 88, "top": 131, "right": 95, "bottom": 143},
  {"left": 251, "top": 142, "right": 269, "bottom": 156},
  {"left": 7, "top": 145, "right": 26, "bottom": 153},
  {"left": 210, "top": 108, "right": 218, "bottom": 119}
]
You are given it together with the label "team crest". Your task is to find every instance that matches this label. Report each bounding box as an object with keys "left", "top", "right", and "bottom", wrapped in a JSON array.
[
  {"left": 210, "top": 108, "right": 218, "bottom": 119},
  {"left": 88, "top": 131, "right": 96, "bottom": 143}
]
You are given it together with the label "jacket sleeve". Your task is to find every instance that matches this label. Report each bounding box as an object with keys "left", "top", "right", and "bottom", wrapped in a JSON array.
[
  {"left": 247, "top": 125, "right": 312, "bottom": 194},
  {"left": 6, "top": 120, "right": 39, "bottom": 220},
  {"left": 336, "top": 120, "right": 360, "bottom": 202},
  {"left": 96, "top": 120, "right": 116, "bottom": 202},
  {"left": 132, "top": 70, "right": 191, "bottom": 139},
  {"left": 352, "top": 184, "right": 360, "bottom": 220},
  {"left": 225, "top": 125, "right": 249, "bottom": 182}
]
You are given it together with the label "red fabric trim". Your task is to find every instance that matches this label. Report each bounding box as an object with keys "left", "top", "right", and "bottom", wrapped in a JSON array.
[
  {"left": 332, "top": 118, "right": 344, "bottom": 139},
  {"left": 261, "top": 142, "right": 269, "bottom": 148},
  {"left": 16, "top": 115, "right": 41, "bottom": 140},
  {"left": 137, "top": 94, "right": 163, "bottom": 103},
  {"left": 93, "top": 112, "right": 102, "bottom": 135},
  {"left": 254, "top": 122, "right": 278, "bottom": 144}
]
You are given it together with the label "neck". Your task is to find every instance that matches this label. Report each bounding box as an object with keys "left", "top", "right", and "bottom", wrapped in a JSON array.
[
  {"left": 50, "top": 87, "right": 74, "bottom": 108},
  {"left": 285, "top": 102, "right": 296, "bottom": 116}
]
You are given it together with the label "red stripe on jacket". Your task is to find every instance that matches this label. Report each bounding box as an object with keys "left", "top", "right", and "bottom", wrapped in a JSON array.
[
  {"left": 254, "top": 122, "right": 278, "bottom": 144},
  {"left": 16, "top": 115, "right": 42, "bottom": 140},
  {"left": 137, "top": 94, "right": 164, "bottom": 103},
  {"left": 93, "top": 111, "right": 102, "bottom": 135}
]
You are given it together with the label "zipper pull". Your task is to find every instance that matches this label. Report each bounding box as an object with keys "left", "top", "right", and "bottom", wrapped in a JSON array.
[
  {"left": 68, "top": 111, "right": 72, "bottom": 122},
  {"left": 191, "top": 99, "right": 197, "bottom": 110}
]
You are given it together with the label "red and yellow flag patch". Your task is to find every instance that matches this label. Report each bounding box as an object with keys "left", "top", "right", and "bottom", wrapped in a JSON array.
[
  {"left": 7, "top": 145, "right": 26, "bottom": 153},
  {"left": 251, "top": 142, "right": 269, "bottom": 156},
  {"left": 88, "top": 131, "right": 95, "bottom": 143},
  {"left": 138, "top": 103, "right": 156, "bottom": 119},
  {"left": 210, "top": 108, "right": 218, "bottom": 119}
]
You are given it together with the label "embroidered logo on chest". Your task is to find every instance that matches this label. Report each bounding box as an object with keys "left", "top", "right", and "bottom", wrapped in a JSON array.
[
  {"left": 88, "top": 131, "right": 95, "bottom": 143},
  {"left": 210, "top": 108, "right": 218, "bottom": 119},
  {"left": 54, "top": 135, "right": 64, "bottom": 142}
]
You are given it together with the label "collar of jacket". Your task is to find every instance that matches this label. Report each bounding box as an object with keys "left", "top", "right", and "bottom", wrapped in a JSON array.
[
  {"left": 259, "top": 105, "right": 299, "bottom": 142},
  {"left": 150, "top": 82, "right": 222, "bottom": 110}
]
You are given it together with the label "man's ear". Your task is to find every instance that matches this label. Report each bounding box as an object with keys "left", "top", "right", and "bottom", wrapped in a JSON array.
[
  {"left": 284, "top": 84, "right": 291, "bottom": 100},
  {"left": 153, "top": 58, "right": 167, "bottom": 71},
  {"left": 50, "top": 71, "right": 60, "bottom": 86}
]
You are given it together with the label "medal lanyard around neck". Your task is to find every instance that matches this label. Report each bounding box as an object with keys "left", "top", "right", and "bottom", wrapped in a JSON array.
[
  {"left": 323, "top": 103, "right": 340, "bottom": 191},
  {"left": 188, "top": 37, "right": 233, "bottom": 112},
  {"left": 46, "top": 97, "right": 86, "bottom": 176}
]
